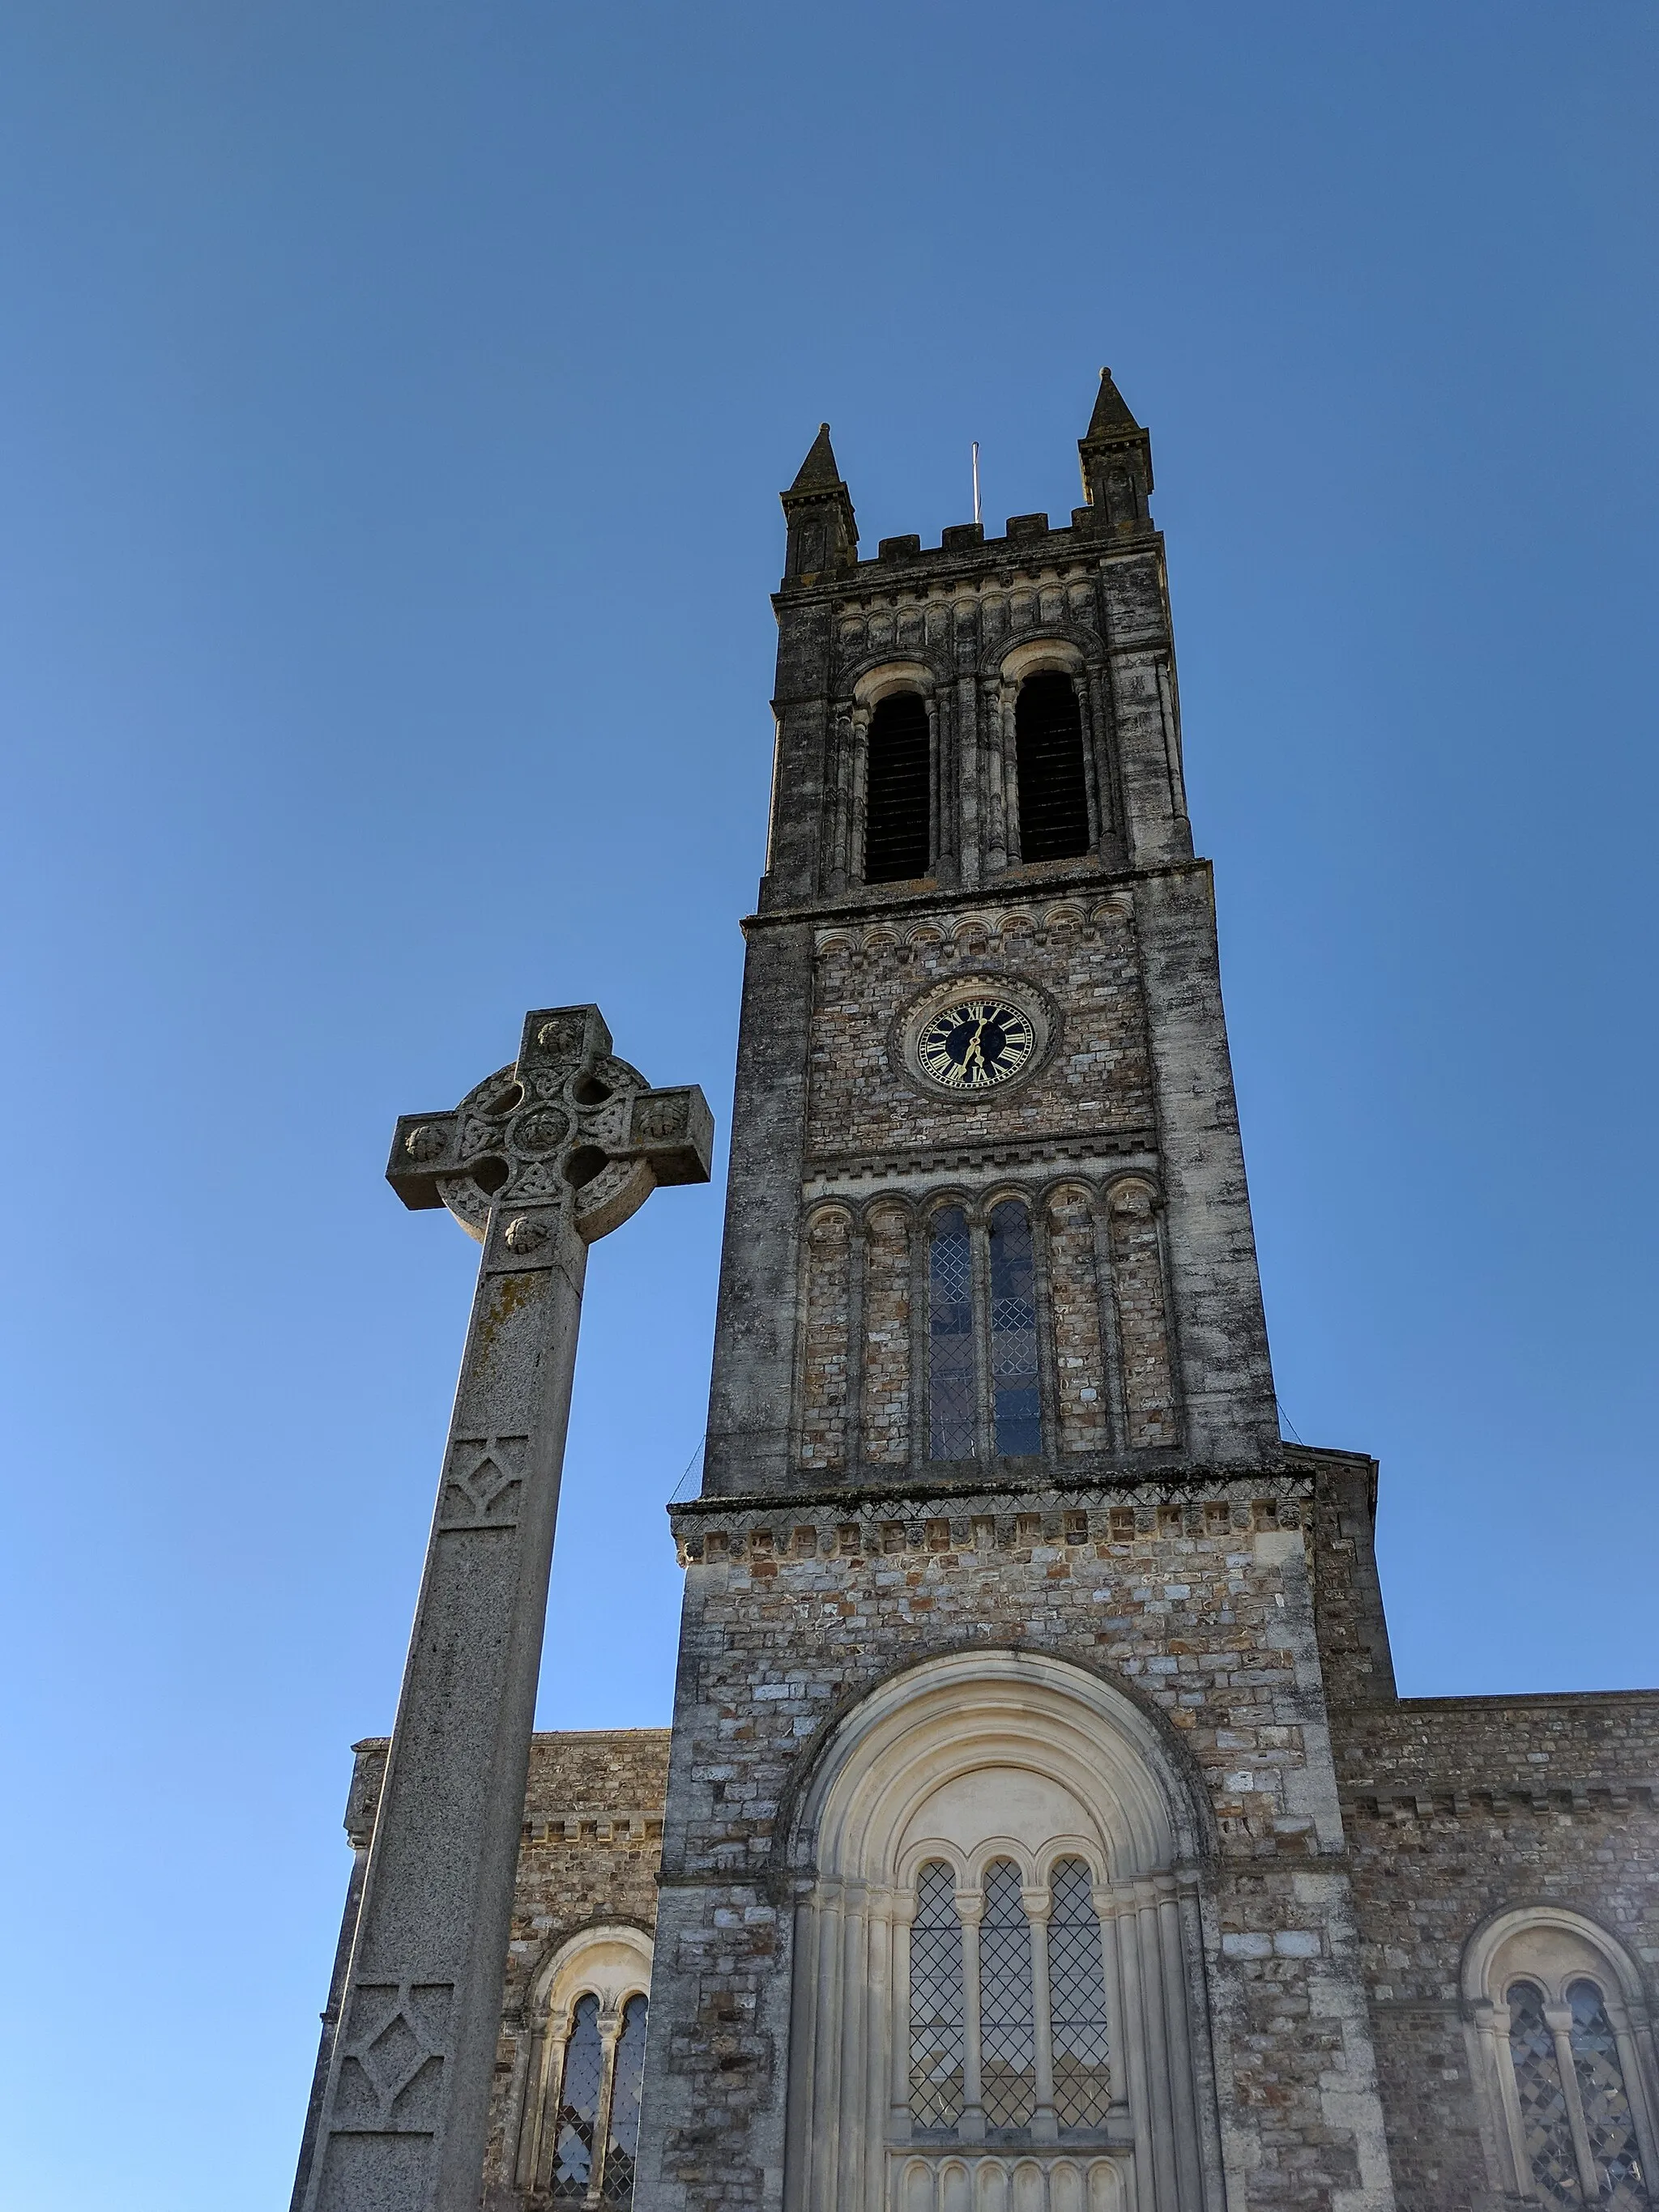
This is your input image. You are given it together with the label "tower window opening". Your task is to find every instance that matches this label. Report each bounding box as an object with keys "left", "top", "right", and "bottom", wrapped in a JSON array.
[
  {"left": 988, "top": 1200, "right": 1042, "bottom": 1455},
  {"left": 864, "top": 693, "right": 931, "bottom": 883},
  {"left": 1014, "top": 673, "right": 1090, "bottom": 863},
  {"left": 928, "top": 1206, "right": 978, "bottom": 1460}
]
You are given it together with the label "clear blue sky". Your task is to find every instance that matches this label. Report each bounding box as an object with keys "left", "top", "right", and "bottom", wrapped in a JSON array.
[{"left": 0, "top": 5, "right": 1653, "bottom": 2206}]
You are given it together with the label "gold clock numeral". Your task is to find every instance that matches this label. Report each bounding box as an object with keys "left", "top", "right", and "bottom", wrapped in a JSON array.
[{"left": 914, "top": 995, "right": 1038, "bottom": 1090}]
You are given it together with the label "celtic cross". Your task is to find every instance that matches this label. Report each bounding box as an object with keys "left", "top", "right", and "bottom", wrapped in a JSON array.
[{"left": 294, "top": 1005, "right": 712, "bottom": 2212}]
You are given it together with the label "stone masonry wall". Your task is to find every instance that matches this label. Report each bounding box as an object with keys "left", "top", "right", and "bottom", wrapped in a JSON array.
[
  {"left": 633, "top": 1469, "right": 1395, "bottom": 2212},
  {"left": 1301, "top": 1445, "right": 1659, "bottom": 2210},
  {"left": 344, "top": 1728, "right": 671, "bottom": 2212},
  {"left": 1044, "top": 1181, "right": 1109, "bottom": 1454},
  {"left": 1332, "top": 1696, "right": 1659, "bottom": 2212},
  {"left": 805, "top": 899, "right": 1153, "bottom": 1169}
]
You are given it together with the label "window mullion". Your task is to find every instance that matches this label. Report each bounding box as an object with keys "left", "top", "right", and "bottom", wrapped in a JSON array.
[
  {"left": 958, "top": 1890, "right": 987, "bottom": 2142},
  {"left": 532, "top": 2020, "right": 569, "bottom": 2192},
  {"left": 1026, "top": 1888, "right": 1057, "bottom": 2143},
  {"left": 586, "top": 2014, "right": 624, "bottom": 2207}
]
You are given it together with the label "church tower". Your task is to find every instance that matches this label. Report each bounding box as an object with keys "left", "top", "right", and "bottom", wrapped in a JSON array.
[{"left": 633, "top": 377, "right": 1398, "bottom": 2212}]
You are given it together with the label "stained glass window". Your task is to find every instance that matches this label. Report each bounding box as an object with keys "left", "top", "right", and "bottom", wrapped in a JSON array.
[
  {"left": 928, "top": 1208, "right": 978, "bottom": 1460},
  {"left": 979, "top": 1860, "right": 1036, "bottom": 2132},
  {"left": 552, "top": 1994, "right": 604, "bottom": 2199},
  {"left": 1508, "top": 1980, "right": 1582, "bottom": 2207},
  {"left": 1568, "top": 1980, "right": 1648, "bottom": 2207},
  {"left": 988, "top": 1200, "right": 1041, "bottom": 1456},
  {"left": 909, "top": 1862, "right": 966, "bottom": 2130},
  {"left": 1047, "top": 1859, "right": 1111, "bottom": 2129}
]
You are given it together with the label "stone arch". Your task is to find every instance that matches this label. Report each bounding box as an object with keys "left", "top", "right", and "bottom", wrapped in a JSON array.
[
  {"left": 854, "top": 658, "right": 940, "bottom": 709},
  {"left": 1461, "top": 1903, "right": 1659, "bottom": 2206},
  {"left": 984, "top": 636, "right": 1092, "bottom": 686},
  {"left": 783, "top": 1651, "right": 1220, "bottom": 2212},
  {"left": 797, "top": 1204, "right": 855, "bottom": 1473},
  {"left": 514, "top": 1922, "right": 655, "bottom": 2197},
  {"left": 1101, "top": 1178, "right": 1179, "bottom": 1451}
]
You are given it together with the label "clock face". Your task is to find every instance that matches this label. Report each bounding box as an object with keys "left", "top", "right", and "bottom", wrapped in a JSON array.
[{"left": 915, "top": 996, "right": 1038, "bottom": 1091}]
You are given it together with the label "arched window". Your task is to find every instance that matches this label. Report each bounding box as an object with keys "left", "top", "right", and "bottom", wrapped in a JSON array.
[
  {"left": 1047, "top": 1859, "right": 1111, "bottom": 2130},
  {"left": 551, "top": 1994, "right": 605, "bottom": 2199},
  {"left": 979, "top": 1860, "right": 1037, "bottom": 2131},
  {"left": 517, "top": 1926, "right": 654, "bottom": 2206},
  {"left": 602, "top": 1995, "right": 649, "bottom": 2204},
  {"left": 1571, "top": 1980, "right": 1649, "bottom": 2205},
  {"left": 865, "top": 693, "right": 932, "bottom": 883},
  {"left": 1465, "top": 1909, "right": 1658, "bottom": 2208},
  {"left": 909, "top": 1861, "right": 966, "bottom": 2132},
  {"left": 928, "top": 1206, "right": 977, "bottom": 1460},
  {"left": 987, "top": 1200, "right": 1041, "bottom": 1456},
  {"left": 795, "top": 1651, "right": 1212, "bottom": 2212},
  {"left": 1014, "top": 674, "right": 1090, "bottom": 863}
]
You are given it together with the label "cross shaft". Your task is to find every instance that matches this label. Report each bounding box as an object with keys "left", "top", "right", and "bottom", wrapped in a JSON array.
[{"left": 293, "top": 1005, "right": 711, "bottom": 2212}]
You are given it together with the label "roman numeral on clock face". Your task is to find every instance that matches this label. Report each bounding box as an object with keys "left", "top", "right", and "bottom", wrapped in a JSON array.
[{"left": 915, "top": 997, "right": 1038, "bottom": 1089}]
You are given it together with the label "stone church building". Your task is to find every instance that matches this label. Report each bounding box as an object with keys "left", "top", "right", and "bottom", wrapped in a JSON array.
[{"left": 317, "top": 376, "right": 1659, "bottom": 2212}]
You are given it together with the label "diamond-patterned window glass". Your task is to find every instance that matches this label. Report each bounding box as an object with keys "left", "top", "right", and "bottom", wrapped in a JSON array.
[
  {"left": 1508, "top": 1980, "right": 1583, "bottom": 2208},
  {"left": 601, "top": 1995, "right": 649, "bottom": 2204},
  {"left": 988, "top": 1201, "right": 1042, "bottom": 1457},
  {"left": 552, "top": 1994, "right": 604, "bottom": 2199},
  {"left": 1047, "top": 1859, "right": 1111, "bottom": 2129},
  {"left": 979, "top": 1860, "right": 1037, "bottom": 2133},
  {"left": 929, "top": 1208, "right": 978, "bottom": 1460},
  {"left": 1568, "top": 1980, "right": 1649, "bottom": 2207},
  {"left": 909, "top": 1861, "right": 966, "bottom": 2132}
]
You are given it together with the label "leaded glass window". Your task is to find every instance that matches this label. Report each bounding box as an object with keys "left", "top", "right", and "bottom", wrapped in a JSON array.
[
  {"left": 988, "top": 1200, "right": 1041, "bottom": 1456},
  {"left": 1048, "top": 1858, "right": 1111, "bottom": 2129},
  {"left": 552, "top": 1994, "right": 604, "bottom": 2199},
  {"left": 1508, "top": 1980, "right": 1583, "bottom": 2208},
  {"left": 909, "top": 1862, "right": 966, "bottom": 2129},
  {"left": 979, "top": 1860, "right": 1037, "bottom": 2131},
  {"left": 602, "top": 1995, "right": 649, "bottom": 2202},
  {"left": 1570, "top": 1980, "right": 1648, "bottom": 2206},
  {"left": 928, "top": 1208, "right": 978, "bottom": 1460}
]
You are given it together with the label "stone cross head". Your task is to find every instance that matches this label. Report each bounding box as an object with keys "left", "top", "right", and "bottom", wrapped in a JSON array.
[{"left": 385, "top": 1004, "right": 713, "bottom": 1255}]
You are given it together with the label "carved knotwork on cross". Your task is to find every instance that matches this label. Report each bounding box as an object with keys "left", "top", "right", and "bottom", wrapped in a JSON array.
[
  {"left": 386, "top": 1002, "right": 713, "bottom": 1252},
  {"left": 294, "top": 1003, "right": 712, "bottom": 2212}
]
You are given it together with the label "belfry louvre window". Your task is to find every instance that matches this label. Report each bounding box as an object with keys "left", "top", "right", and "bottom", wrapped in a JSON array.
[
  {"left": 1014, "top": 673, "right": 1090, "bottom": 862},
  {"left": 864, "top": 693, "right": 931, "bottom": 882}
]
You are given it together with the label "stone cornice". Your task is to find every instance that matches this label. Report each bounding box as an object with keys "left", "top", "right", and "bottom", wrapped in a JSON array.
[{"left": 743, "top": 856, "right": 1212, "bottom": 937}]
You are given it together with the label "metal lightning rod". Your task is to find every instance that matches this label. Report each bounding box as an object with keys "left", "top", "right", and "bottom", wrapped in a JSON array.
[{"left": 971, "top": 441, "right": 982, "bottom": 526}]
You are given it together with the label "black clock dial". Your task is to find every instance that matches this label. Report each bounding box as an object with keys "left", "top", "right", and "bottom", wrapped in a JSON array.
[{"left": 915, "top": 997, "right": 1037, "bottom": 1090}]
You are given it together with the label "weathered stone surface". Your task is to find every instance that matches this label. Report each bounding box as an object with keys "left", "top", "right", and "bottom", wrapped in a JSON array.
[{"left": 293, "top": 1009, "right": 710, "bottom": 2212}]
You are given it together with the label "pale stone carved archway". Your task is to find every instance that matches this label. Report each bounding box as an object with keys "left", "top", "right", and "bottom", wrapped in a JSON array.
[{"left": 783, "top": 1652, "right": 1221, "bottom": 2212}]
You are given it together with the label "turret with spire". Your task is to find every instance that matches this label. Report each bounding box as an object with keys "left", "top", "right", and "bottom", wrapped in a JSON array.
[
  {"left": 1077, "top": 365, "right": 1154, "bottom": 535},
  {"left": 779, "top": 423, "right": 858, "bottom": 581}
]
